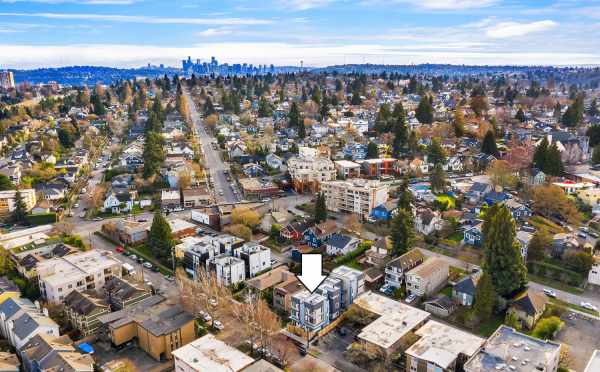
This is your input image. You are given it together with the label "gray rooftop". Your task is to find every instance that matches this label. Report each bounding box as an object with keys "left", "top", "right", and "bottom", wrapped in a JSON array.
[{"left": 464, "top": 325, "right": 561, "bottom": 372}]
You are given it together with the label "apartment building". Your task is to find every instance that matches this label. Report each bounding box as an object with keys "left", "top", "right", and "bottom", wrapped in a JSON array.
[
  {"left": 384, "top": 248, "right": 425, "bottom": 289},
  {"left": 287, "top": 147, "right": 336, "bottom": 193},
  {"left": 0, "top": 189, "right": 36, "bottom": 217},
  {"left": 0, "top": 297, "right": 59, "bottom": 350},
  {"left": 320, "top": 178, "right": 389, "bottom": 219},
  {"left": 104, "top": 276, "right": 152, "bottom": 311},
  {"left": 63, "top": 290, "right": 110, "bottom": 336},
  {"left": 208, "top": 254, "right": 245, "bottom": 286},
  {"left": 233, "top": 242, "right": 271, "bottom": 278},
  {"left": 405, "top": 257, "right": 449, "bottom": 297},
  {"left": 290, "top": 290, "right": 330, "bottom": 332},
  {"left": 98, "top": 295, "right": 195, "bottom": 362},
  {"left": 406, "top": 320, "right": 485, "bottom": 372},
  {"left": 37, "top": 250, "right": 122, "bottom": 303},
  {"left": 464, "top": 325, "right": 561, "bottom": 372},
  {"left": 330, "top": 265, "right": 365, "bottom": 308},
  {"left": 181, "top": 239, "right": 220, "bottom": 278}
]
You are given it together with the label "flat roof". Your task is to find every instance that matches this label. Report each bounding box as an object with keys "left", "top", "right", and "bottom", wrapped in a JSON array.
[
  {"left": 357, "top": 303, "right": 430, "bottom": 349},
  {"left": 464, "top": 325, "right": 561, "bottom": 372},
  {"left": 172, "top": 334, "right": 254, "bottom": 372},
  {"left": 406, "top": 320, "right": 485, "bottom": 369}
]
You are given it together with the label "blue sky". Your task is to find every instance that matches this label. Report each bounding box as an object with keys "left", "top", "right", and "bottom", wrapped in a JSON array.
[{"left": 1, "top": 0, "right": 600, "bottom": 68}]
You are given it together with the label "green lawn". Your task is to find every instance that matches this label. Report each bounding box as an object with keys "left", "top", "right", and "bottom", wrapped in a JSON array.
[
  {"left": 477, "top": 314, "right": 505, "bottom": 337},
  {"left": 528, "top": 274, "right": 584, "bottom": 295},
  {"left": 549, "top": 298, "right": 599, "bottom": 317},
  {"left": 436, "top": 195, "right": 456, "bottom": 209},
  {"left": 439, "top": 285, "right": 453, "bottom": 298}
]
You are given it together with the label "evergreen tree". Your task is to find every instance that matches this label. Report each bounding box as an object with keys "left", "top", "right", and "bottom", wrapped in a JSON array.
[
  {"left": 351, "top": 91, "right": 362, "bottom": 105},
  {"left": 392, "top": 109, "right": 408, "bottom": 155},
  {"left": 515, "top": 108, "right": 526, "bottom": 123},
  {"left": 430, "top": 163, "right": 446, "bottom": 193},
  {"left": 428, "top": 138, "right": 446, "bottom": 165},
  {"left": 533, "top": 137, "right": 549, "bottom": 170},
  {"left": 527, "top": 230, "right": 551, "bottom": 262},
  {"left": 397, "top": 177, "right": 413, "bottom": 210},
  {"left": 415, "top": 95, "right": 433, "bottom": 124},
  {"left": 288, "top": 102, "right": 301, "bottom": 128},
  {"left": 374, "top": 103, "right": 392, "bottom": 134},
  {"left": 297, "top": 119, "right": 306, "bottom": 139},
  {"left": 91, "top": 93, "right": 106, "bottom": 116},
  {"left": 366, "top": 142, "right": 379, "bottom": 159},
  {"left": 593, "top": 145, "right": 600, "bottom": 165},
  {"left": 589, "top": 98, "right": 599, "bottom": 117},
  {"left": 0, "top": 175, "right": 14, "bottom": 191},
  {"left": 147, "top": 212, "right": 174, "bottom": 261},
  {"left": 587, "top": 125, "right": 600, "bottom": 147},
  {"left": 390, "top": 208, "right": 414, "bottom": 256},
  {"left": 481, "top": 130, "right": 499, "bottom": 157},
  {"left": 473, "top": 272, "right": 496, "bottom": 321},
  {"left": 553, "top": 102, "right": 562, "bottom": 122},
  {"left": 143, "top": 131, "right": 165, "bottom": 177},
  {"left": 482, "top": 204, "right": 527, "bottom": 297},
  {"left": 453, "top": 105, "right": 465, "bottom": 137},
  {"left": 11, "top": 190, "right": 28, "bottom": 224},
  {"left": 204, "top": 97, "right": 216, "bottom": 116},
  {"left": 258, "top": 96, "right": 273, "bottom": 118},
  {"left": 314, "top": 193, "right": 327, "bottom": 223},
  {"left": 545, "top": 142, "right": 564, "bottom": 176},
  {"left": 561, "top": 94, "right": 584, "bottom": 127}
]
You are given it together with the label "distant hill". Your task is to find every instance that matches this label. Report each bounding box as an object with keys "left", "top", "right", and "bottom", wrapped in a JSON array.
[{"left": 10, "top": 65, "right": 181, "bottom": 85}]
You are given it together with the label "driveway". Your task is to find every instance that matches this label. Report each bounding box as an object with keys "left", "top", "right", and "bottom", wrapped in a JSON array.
[{"left": 556, "top": 312, "right": 600, "bottom": 371}]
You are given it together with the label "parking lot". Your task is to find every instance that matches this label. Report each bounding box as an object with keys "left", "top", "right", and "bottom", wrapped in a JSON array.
[
  {"left": 312, "top": 327, "right": 366, "bottom": 372},
  {"left": 556, "top": 312, "right": 600, "bottom": 371}
]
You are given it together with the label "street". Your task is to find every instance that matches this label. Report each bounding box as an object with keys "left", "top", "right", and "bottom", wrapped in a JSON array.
[{"left": 182, "top": 86, "right": 238, "bottom": 204}]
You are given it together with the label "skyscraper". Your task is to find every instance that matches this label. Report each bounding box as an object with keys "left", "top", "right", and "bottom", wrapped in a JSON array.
[{"left": 0, "top": 71, "right": 15, "bottom": 90}]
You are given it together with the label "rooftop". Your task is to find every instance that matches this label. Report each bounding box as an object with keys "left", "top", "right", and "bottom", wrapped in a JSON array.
[
  {"left": 37, "top": 250, "right": 121, "bottom": 286},
  {"left": 172, "top": 334, "right": 254, "bottom": 372},
  {"left": 406, "top": 257, "right": 448, "bottom": 278},
  {"left": 356, "top": 293, "right": 430, "bottom": 350},
  {"left": 464, "top": 325, "right": 561, "bottom": 372},
  {"left": 406, "top": 320, "right": 485, "bottom": 369}
]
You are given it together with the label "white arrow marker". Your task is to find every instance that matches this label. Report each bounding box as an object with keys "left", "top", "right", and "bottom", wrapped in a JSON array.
[{"left": 298, "top": 254, "right": 327, "bottom": 293}]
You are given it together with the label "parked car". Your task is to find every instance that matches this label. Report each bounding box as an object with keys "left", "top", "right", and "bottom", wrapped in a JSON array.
[
  {"left": 405, "top": 294, "right": 417, "bottom": 304},
  {"left": 213, "top": 320, "right": 224, "bottom": 330},
  {"left": 129, "top": 254, "right": 137, "bottom": 261},
  {"left": 136, "top": 257, "right": 144, "bottom": 264},
  {"left": 590, "top": 232, "right": 599, "bottom": 238},
  {"left": 543, "top": 289, "right": 557, "bottom": 298},
  {"left": 202, "top": 313, "right": 212, "bottom": 323},
  {"left": 115, "top": 246, "right": 125, "bottom": 253},
  {"left": 142, "top": 262, "right": 153, "bottom": 269},
  {"left": 577, "top": 232, "right": 587, "bottom": 239},
  {"left": 581, "top": 302, "right": 598, "bottom": 311},
  {"left": 164, "top": 275, "right": 174, "bottom": 282}
]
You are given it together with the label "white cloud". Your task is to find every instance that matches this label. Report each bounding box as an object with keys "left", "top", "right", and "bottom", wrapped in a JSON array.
[
  {"left": 278, "top": 0, "right": 336, "bottom": 10},
  {"left": 196, "top": 28, "right": 234, "bottom": 37},
  {"left": 395, "top": 0, "right": 499, "bottom": 10},
  {"left": 1, "top": 42, "right": 597, "bottom": 69},
  {"left": 0, "top": 0, "right": 137, "bottom": 4},
  {"left": 0, "top": 12, "right": 272, "bottom": 26},
  {"left": 485, "top": 20, "right": 558, "bottom": 38}
]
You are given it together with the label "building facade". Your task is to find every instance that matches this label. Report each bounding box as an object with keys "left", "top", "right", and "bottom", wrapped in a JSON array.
[{"left": 320, "top": 179, "right": 389, "bottom": 219}]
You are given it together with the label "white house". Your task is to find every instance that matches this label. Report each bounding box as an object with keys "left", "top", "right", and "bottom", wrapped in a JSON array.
[
  {"left": 406, "top": 257, "right": 449, "bottom": 297},
  {"left": 414, "top": 209, "right": 443, "bottom": 236},
  {"left": 209, "top": 254, "right": 245, "bottom": 286}
]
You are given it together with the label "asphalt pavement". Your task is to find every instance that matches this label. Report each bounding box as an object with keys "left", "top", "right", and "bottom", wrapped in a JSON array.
[{"left": 182, "top": 87, "right": 238, "bottom": 204}]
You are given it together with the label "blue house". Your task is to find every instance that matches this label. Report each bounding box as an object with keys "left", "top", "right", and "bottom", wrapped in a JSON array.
[
  {"left": 483, "top": 191, "right": 510, "bottom": 206},
  {"left": 343, "top": 144, "right": 367, "bottom": 160},
  {"left": 304, "top": 220, "right": 338, "bottom": 248},
  {"left": 370, "top": 200, "right": 397, "bottom": 222},
  {"left": 463, "top": 221, "right": 484, "bottom": 247}
]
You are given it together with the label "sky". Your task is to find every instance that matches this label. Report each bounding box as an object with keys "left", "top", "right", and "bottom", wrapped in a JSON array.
[{"left": 1, "top": 0, "right": 600, "bottom": 68}]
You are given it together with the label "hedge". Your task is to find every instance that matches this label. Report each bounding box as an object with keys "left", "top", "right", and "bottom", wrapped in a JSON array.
[
  {"left": 26, "top": 213, "right": 57, "bottom": 225},
  {"left": 334, "top": 242, "right": 371, "bottom": 266},
  {"left": 527, "top": 260, "right": 584, "bottom": 287}
]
